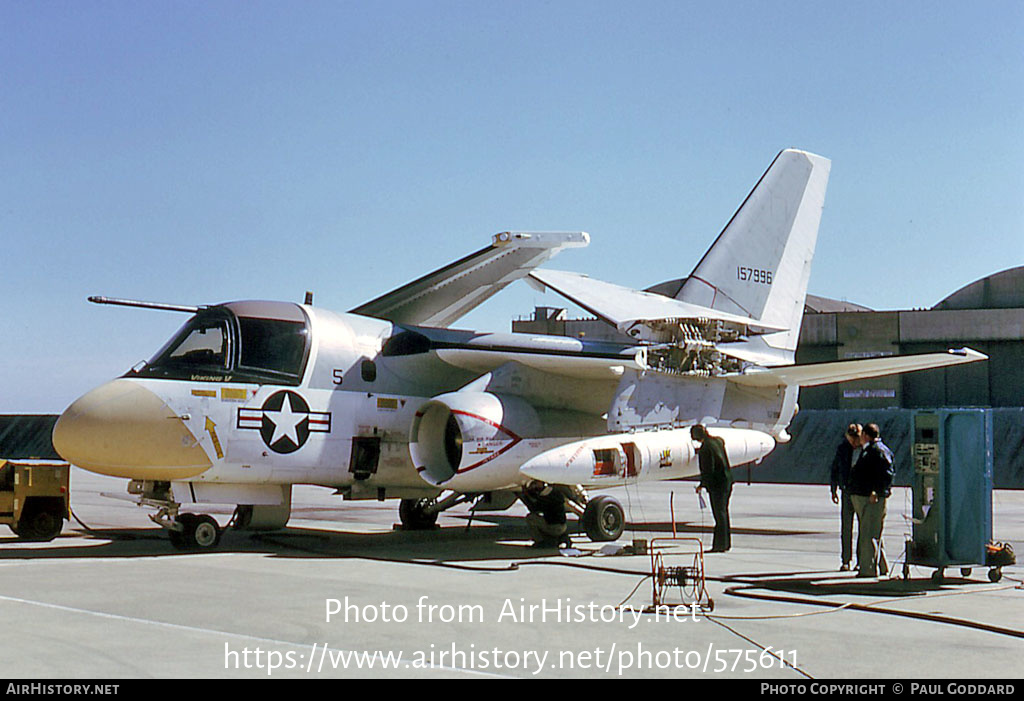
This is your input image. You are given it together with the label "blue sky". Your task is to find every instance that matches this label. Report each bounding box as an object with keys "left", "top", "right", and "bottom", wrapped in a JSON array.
[{"left": 2, "top": 1, "right": 1022, "bottom": 412}]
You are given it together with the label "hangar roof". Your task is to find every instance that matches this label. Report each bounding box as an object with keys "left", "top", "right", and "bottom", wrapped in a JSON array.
[
  {"left": 804, "top": 294, "right": 872, "bottom": 313},
  {"left": 649, "top": 266, "right": 1024, "bottom": 315},
  {"left": 933, "top": 266, "right": 1024, "bottom": 310}
]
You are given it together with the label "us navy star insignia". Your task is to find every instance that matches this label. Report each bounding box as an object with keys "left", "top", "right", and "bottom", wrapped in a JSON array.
[{"left": 237, "top": 390, "right": 331, "bottom": 454}]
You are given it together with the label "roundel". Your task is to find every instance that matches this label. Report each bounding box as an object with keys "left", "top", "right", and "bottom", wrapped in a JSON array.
[{"left": 260, "top": 390, "right": 312, "bottom": 454}]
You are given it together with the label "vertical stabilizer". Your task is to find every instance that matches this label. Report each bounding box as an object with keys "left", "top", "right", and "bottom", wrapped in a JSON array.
[{"left": 677, "top": 149, "right": 830, "bottom": 363}]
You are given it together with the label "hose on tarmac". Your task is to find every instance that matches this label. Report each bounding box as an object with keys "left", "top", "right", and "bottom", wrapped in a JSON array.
[{"left": 71, "top": 514, "right": 1024, "bottom": 642}]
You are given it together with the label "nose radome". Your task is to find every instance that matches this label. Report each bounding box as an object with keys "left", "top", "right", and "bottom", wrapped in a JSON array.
[{"left": 53, "top": 379, "right": 212, "bottom": 481}]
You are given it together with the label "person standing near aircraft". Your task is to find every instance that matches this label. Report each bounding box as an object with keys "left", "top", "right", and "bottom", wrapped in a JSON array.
[
  {"left": 830, "top": 423, "right": 862, "bottom": 571},
  {"left": 692, "top": 424, "right": 733, "bottom": 552},
  {"left": 848, "top": 423, "right": 895, "bottom": 578}
]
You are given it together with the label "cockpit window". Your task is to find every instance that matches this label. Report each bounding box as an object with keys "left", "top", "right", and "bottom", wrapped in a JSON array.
[
  {"left": 154, "top": 317, "right": 229, "bottom": 370},
  {"left": 237, "top": 317, "right": 308, "bottom": 379},
  {"left": 132, "top": 306, "right": 310, "bottom": 385}
]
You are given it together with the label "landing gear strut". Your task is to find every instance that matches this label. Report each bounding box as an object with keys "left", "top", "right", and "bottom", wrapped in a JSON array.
[
  {"left": 142, "top": 496, "right": 222, "bottom": 550},
  {"left": 125, "top": 481, "right": 225, "bottom": 550},
  {"left": 398, "top": 492, "right": 484, "bottom": 530}
]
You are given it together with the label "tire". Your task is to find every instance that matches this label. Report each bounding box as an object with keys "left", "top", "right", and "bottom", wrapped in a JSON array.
[
  {"left": 15, "top": 503, "right": 64, "bottom": 542},
  {"left": 931, "top": 569, "right": 944, "bottom": 584},
  {"left": 960, "top": 567, "right": 973, "bottom": 577},
  {"left": 175, "top": 513, "right": 221, "bottom": 550},
  {"left": 173, "top": 513, "right": 197, "bottom": 549},
  {"left": 190, "top": 515, "right": 221, "bottom": 549},
  {"left": 399, "top": 498, "right": 438, "bottom": 530},
  {"left": 582, "top": 495, "right": 625, "bottom": 542},
  {"left": 989, "top": 568, "right": 1002, "bottom": 583}
]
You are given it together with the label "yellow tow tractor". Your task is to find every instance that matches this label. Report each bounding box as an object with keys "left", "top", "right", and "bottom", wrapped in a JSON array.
[{"left": 0, "top": 459, "right": 69, "bottom": 541}]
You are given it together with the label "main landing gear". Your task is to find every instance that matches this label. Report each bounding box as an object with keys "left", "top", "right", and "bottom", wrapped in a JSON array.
[
  {"left": 397, "top": 492, "right": 487, "bottom": 530},
  {"left": 397, "top": 489, "right": 628, "bottom": 544},
  {"left": 398, "top": 497, "right": 441, "bottom": 530},
  {"left": 581, "top": 495, "right": 626, "bottom": 542}
]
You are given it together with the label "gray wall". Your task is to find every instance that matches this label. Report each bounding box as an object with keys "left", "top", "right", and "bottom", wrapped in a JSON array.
[{"left": 750, "top": 409, "right": 1023, "bottom": 489}]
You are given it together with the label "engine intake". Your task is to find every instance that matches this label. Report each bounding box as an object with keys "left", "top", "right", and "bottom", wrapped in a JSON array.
[{"left": 410, "top": 391, "right": 540, "bottom": 487}]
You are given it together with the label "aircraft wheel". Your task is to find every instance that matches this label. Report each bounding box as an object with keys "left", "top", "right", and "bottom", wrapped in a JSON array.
[
  {"left": 582, "top": 495, "right": 625, "bottom": 542},
  {"left": 175, "top": 513, "right": 221, "bottom": 550},
  {"left": 190, "top": 515, "right": 222, "bottom": 549},
  {"left": 173, "top": 513, "right": 197, "bottom": 549},
  {"left": 399, "top": 498, "right": 438, "bottom": 530}
]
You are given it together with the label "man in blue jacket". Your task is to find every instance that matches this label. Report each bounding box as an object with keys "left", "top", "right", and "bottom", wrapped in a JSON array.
[
  {"left": 848, "top": 423, "right": 895, "bottom": 578},
  {"left": 830, "top": 423, "right": 862, "bottom": 571}
]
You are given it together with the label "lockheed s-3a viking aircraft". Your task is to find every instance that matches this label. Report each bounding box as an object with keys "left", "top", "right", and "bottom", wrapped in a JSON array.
[{"left": 52, "top": 150, "right": 985, "bottom": 549}]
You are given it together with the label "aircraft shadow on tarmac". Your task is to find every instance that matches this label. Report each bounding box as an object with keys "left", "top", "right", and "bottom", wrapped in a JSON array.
[
  {"left": 0, "top": 518, "right": 609, "bottom": 564},
  {"left": 0, "top": 511, "right": 826, "bottom": 565},
  {"left": 0, "top": 525, "right": 995, "bottom": 599},
  {"left": 465, "top": 513, "right": 817, "bottom": 537}
]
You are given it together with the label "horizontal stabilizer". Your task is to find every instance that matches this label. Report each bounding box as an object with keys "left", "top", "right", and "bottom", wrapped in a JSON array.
[
  {"left": 351, "top": 231, "right": 589, "bottom": 327},
  {"left": 528, "top": 268, "right": 786, "bottom": 339},
  {"left": 727, "top": 348, "right": 987, "bottom": 388}
]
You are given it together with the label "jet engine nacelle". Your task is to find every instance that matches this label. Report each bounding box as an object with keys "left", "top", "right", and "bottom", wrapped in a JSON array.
[{"left": 409, "top": 391, "right": 543, "bottom": 490}]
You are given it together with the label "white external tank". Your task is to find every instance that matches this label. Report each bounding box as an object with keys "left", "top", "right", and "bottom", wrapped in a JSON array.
[{"left": 518, "top": 427, "right": 775, "bottom": 487}]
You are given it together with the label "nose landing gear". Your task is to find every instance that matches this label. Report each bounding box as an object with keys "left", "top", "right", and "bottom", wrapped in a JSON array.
[
  {"left": 167, "top": 512, "right": 222, "bottom": 550},
  {"left": 139, "top": 496, "right": 222, "bottom": 551}
]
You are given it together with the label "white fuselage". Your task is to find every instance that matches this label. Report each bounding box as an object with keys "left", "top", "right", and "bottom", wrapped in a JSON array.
[{"left": 53, "top": 303, "right": 785, "bottom": 506}]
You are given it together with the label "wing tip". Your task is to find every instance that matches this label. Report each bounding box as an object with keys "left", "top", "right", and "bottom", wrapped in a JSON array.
[
  {"left": 949, "top": 347, "right": 989, "bottom": 361},
  {"left": 492, "top": 231, "right": 590, "bottom": 248}
]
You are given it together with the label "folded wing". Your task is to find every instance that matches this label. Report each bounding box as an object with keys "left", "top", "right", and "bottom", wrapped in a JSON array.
[{"left": 350, "top": 231, "right": 589, "bottom": 327}]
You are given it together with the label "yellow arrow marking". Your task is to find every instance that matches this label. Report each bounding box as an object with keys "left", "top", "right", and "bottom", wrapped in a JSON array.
[{"left": 204, "top": 417, "right": 224, "bottom": 459}]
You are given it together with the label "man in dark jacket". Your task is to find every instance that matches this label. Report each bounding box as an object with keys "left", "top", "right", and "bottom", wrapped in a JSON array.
[
  {"left": 692, "top": 424, "right": 733, "bottom": 552},
  {"left": 848, "top": 423, "right": 895, "bottom": 578},
  {"left": 522, "top": 480, "right": 572, "bottom": 548},
  {"left": 830, "top": 423, "right": 862, "bottom": 571}
]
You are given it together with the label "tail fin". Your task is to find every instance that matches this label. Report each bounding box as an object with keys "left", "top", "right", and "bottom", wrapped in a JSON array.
[{"left": 677, "top": 149, "right": 830, "bottom": 363}]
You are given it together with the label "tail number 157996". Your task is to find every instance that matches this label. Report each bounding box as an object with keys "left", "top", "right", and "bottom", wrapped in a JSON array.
[{"left": 737, "top": 266, "right": 772, "bottom": 284}]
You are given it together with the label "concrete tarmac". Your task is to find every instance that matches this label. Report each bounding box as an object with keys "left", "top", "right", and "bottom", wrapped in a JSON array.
[{"left": 0, "top": 468, "right": 1021, "bottom": 679}]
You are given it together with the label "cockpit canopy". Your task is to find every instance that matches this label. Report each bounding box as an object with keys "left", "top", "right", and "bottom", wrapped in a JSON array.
[{"left": 132, "top": 301, "right": 311, "bottom": 385}]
